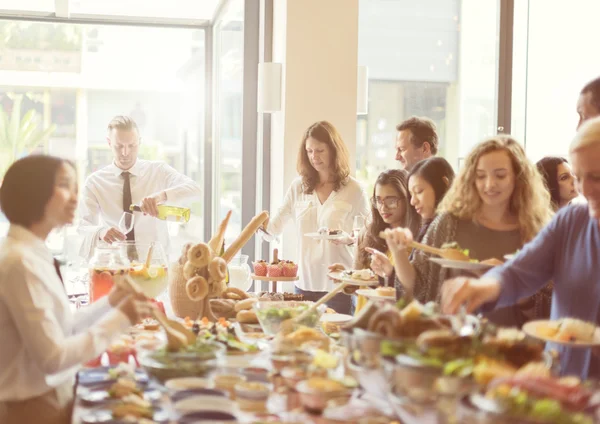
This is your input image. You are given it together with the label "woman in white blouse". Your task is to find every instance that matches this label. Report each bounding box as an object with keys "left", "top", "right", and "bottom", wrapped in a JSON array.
[
  {"left": 265, "top": 121, "right": 369, "bottom": 314},
  {"left": 0, "top": 155, "right": 150, "bottom": 424}
]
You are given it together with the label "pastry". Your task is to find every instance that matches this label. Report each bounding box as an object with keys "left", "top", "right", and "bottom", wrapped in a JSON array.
[
  {"left": 236, "top": 309, "right": 259, "bottom": 324},
  {"left": 376, "top": 286, "right": 396, "bottom": 297},
  {"left": 282, "top": 260, "right": 298, "bottom": 277},
  {"left": 186, "top": 276, "right": 209, "bottom": 301},
  {"left": 187, "top": 243, "right": 212, "bottom": 268},
  {"left": 253, "top": 260, "right": 268, "bottom": 276},
  {"left": 208, "top": 256, "right": 228, "bottom": 281},
  {"left": 235, "top": 297, "right": 258, "bottom": 312}
]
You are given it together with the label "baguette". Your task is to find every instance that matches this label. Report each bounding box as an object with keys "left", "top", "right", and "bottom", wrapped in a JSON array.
[
  {"left": 208, "top": 210, "right": 232, "bottom": 254},
  {"left": 222, "top": 211, "right": 269, "bottom": 262}
]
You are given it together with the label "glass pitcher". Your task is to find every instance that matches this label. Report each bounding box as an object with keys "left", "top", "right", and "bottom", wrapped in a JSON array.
[
  {"left": 88, "top": 245, "right": 130, "bottom": 303},
  {"left": 227, "top": 254, "right": 252, "bottom": 292},
  {"left": 115, "top": 241, "right": 169, "bottom": 299}
]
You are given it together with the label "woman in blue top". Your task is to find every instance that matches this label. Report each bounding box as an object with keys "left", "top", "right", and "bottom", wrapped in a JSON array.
[{"left": 441, "top": 116, "right": 600, "bottom": 379}]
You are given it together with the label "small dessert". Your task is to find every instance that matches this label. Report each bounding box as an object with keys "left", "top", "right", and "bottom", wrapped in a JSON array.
[
  {"left": 376, "top": 286, "right": 396, "bottom": 297},
  {"left": 317, "top": 227, "right": 342, "bottom": 236},
  {"left": 111, "top": 395, "right": 153, "bottom": 419},
  {"left": 553, "top": 318, "right": 596, "bottom": 342},
  {"left": 234, "top": 381, "right": 270, "bottom": 413},
  {"left": 350, "top": 269, "right": 376, "bottom": 281},
  {"left": 108, "top": 378, "right": 143, "bottom": 399},
  {"left": 267, "top": 261, "right": 283, "bottom": 277},
  {"left": 281, "top": 260, "right": 298, "bottom": 277},
  {"left": 141, "top": 318, "right": 160, "bottom": 331},
  {"left": 283, "top": 292, "right": 303, "bottom": 301},
  {"left": 214, "top": 373, "right": 247, "bottom": 399},
  {"left": 253, "top": 259, "right": 268, "bottom": 276}
]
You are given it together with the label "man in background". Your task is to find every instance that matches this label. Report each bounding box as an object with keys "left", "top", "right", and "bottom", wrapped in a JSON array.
[
  {"left": 395, "top": 116, "right": 439, "bottom": 170},
  {"left": 577, "top": 76, "right": 600, "bottom": 129}
]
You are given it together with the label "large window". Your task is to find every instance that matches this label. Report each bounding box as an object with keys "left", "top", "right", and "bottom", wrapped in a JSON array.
[
  {"left": 512, "top": 0, "right": 600, "bottom": 162},
  {"left": 213, "top": 0, "right": 244, "bottom": 246},
  {"left": 0, "top": 20, "right": 205, "bottom": 260},
  {"left": 357, "top": 0, "right": 500, "bottom": 187}
]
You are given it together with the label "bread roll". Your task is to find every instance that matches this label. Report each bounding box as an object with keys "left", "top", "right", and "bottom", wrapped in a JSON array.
[
  {"left": 236, "top": 309, "right": 259, "bottom": 324},
  {"left": 234, "top": 297, "right": 258, "bottom": 312}
]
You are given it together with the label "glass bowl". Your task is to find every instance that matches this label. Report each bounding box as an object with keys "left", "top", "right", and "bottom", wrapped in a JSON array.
[{"left": 253, "top": 300, "right": 326, "bottom": 336}]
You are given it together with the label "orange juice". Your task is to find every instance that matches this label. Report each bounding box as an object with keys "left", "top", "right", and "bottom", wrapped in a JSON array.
[{"left": 89, "top": 268, "right": 127, "bottom": 302}]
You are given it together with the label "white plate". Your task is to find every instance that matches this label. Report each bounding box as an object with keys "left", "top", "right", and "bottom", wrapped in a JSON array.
[
  {"left": 356, "top": 289, "right": 396, "bottom": 302},
  {"left": 327, "top": 271, "right": 379, "bottom": 286},
  {"left": 523, "top": 320, "right": 600, "bottom": 347},
  {"left": 320, "top": 313, "right": 353, "bottom": 324},
  {"left": 428, "top": 257, "right": 495, "bottom": 271},
  {"left": 503, "top": 254, "right": 515, "bottom": 261},
  {"left": 304, "top": 231, "right": 347, "bottom": 240}
]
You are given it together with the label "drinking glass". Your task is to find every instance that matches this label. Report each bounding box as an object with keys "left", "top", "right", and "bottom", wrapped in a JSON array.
[
  {"left": 118, "top": 212, "right": 135, "bottom": 235},
  {"left": 352, "top": 215, "right": 365, "bottom": 238}
]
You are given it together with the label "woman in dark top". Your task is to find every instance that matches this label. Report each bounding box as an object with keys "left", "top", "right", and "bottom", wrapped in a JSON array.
[
  {"left": 408, "top": 157, "right": 455, "bottom": 246},
  {"left": 536, "top": 156, "right": 578, "bottom": 211}
]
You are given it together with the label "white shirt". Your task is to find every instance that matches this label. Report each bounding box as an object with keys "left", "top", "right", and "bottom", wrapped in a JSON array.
[
  {"left": 0, "top": 225, "right": 130, "bottom": 401},
  {"left": 267, "top": 177, "right": 370, "bottom": 292},
  {"left": 78, "top": 159, "right": 201, "bottom": 259}
]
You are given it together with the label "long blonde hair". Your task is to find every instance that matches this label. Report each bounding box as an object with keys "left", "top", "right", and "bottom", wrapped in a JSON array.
[{"left": 438, "top": 136, "right": 552, "bottom": 243}]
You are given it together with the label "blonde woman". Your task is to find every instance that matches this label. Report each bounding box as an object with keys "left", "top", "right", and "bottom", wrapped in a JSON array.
[
  {"left": 265, "top": 121, "right": 369, "bottom": 314},
  {"left": 384, "top": 136, "right": 553, "bottom": 326}
]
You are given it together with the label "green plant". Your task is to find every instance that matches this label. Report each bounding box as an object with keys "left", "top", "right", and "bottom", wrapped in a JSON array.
[{"left": 0, "top": 94, "right": 56, "bottom": 178}]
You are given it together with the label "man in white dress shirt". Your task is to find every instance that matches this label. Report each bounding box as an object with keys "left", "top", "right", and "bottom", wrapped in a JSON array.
[{"left": 78, "top": 116, "right": 201, "bottom": 257}]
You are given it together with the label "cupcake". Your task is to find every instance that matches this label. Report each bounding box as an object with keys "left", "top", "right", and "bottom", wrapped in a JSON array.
[
  {"left": 253, "top": 260, "right": 268, "bottom": 276},
  {"left": 267, "top": 261, "right": 283, "bottom": 277},
  {"left": 106, "top": 342, "right": 138, "bottom": 366},
  {"left": 282, "top": 260, "right": 298, "bottom": 277}
]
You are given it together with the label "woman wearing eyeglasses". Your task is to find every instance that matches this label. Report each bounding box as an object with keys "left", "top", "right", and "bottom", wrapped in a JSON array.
[
  {"left": 383, "top": 137, "right": 553, "bottom": 327},
  {"left": 263, "top": 121, "right": 369, "bottom": 314},
  {"left": 329, "top": 169, "right": 419, "bottom": 309}
]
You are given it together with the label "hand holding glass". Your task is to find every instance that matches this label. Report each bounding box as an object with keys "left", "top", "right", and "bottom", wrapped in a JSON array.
[{"left": 118, "top": 212, "right": 135, "bottom": 235}]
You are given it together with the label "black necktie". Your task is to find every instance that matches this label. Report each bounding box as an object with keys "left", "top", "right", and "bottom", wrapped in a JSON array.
[
  {"left": 122, "top": 171, "right": 135, "bottom": 242},
  {"left": 53, "top": 258, "right": 64, "bottom": 286}
]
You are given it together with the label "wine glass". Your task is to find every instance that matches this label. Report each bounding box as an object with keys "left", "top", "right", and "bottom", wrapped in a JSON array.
[
  {"left": 118, "top": 212, "right": 135, "bottom": 235},
  {"left": 352, "top": 215, "right": 365, "bottom": 238}
]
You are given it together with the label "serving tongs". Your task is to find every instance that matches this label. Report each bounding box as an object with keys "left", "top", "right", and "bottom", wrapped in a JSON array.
[
  {"left": 378, "top": 231, "right": 470, "bottom": 262},
  {"left": 120, "top": 275, "right": 195, "bottom": 351}
]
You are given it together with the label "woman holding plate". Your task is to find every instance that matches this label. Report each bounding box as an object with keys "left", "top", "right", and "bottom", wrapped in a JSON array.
[
  {"left": 384, "top": 136, "right": 553, "bottom": 327},
  {"left": 329, "top": 169, "right": 419, "bottom": 309},
  {"left": 264, "top": 121, "right": 369, "bottom": 314}
]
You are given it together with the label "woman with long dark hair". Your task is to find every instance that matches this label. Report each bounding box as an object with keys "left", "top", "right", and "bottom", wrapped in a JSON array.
[
  {"left": 408, "top": 157, "right": 455, "bottom": 244},
  {"left": 0, "top": 155, "right": 149, "bottom": 424},
  {"left": 536, "top": 156, "right": 578, "bottom": 210},
  {"left": 265, "top": 121, "right": 369, "bottom": 314},
  {"left": 329, "top": 169, "right": 418, "bottom": 309}
]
